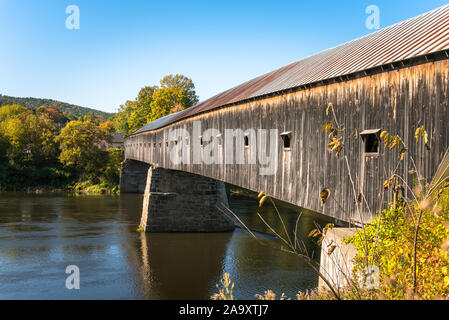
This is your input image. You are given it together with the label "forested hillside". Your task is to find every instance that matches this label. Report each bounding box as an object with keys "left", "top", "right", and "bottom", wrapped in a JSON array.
[{"left": 0, "top": 95, "right": 113, "bottom": 120}]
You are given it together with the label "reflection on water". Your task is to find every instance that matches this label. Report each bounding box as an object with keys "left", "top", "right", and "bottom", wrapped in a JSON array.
[{"left": 0, "top": 192, "right": 331, "bottom": 300}]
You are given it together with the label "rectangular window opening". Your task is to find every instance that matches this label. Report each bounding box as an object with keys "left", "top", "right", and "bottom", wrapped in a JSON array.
[
  {"left": 281, "top": 131, "right": 292, "bottom": 150},
  {"left": 244, "top": 135, "right": 249, "bottom": 148},
  {"left": 361, "top": 129, "right": 381, "bottom": 156}
]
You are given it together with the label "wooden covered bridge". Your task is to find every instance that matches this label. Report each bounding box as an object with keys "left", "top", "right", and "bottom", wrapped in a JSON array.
[{"left": 122, "top": 5, "right": 449, "bottom": 232}]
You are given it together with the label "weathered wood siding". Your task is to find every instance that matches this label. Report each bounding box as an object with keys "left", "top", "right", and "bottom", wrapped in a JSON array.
[{"left": 124, "top": 59, "right": 449, "bottom": 223}]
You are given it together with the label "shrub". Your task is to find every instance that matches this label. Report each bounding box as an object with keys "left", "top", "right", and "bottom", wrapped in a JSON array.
[{"left": 345, "top": 187, "right": 449, "bottom": 299}]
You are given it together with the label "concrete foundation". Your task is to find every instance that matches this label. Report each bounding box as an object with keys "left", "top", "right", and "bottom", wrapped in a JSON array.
[
  {"left": 318, "top": 228, "right": 358, "bottom": 290},
  {"left": 139, "top": 166, "right": 235, "bottom": 233}
]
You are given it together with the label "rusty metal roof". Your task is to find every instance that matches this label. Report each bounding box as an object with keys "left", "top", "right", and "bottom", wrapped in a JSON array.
[{"left": 132, "top": 4, "right": 449, "bottom": 135}]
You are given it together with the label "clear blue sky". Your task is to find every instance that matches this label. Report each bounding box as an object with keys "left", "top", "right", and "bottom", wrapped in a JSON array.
[{"left": 0, "top": 0, "right": 447, "bottom": 113}]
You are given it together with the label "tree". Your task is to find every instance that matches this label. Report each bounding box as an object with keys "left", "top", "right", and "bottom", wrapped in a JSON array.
[
  {"left": 138, "top": 85, "right": 157, "bottom": 109},
  {"left": 127, "top": 86, "right": 158, "bottom": 134},
  {"left": 81, "top": 113, "right": 104, "bottom": 125},
  {"left": 159, "top": 74, "right": 199, "bottom": 110},
  {"left": 100, "top": 121, "right": 116, "bottom": 133},
  {"left": 102, "top": 148, "right": 124, "bottom": 185},
  {"left": 113, "top": 74, "right": 199, "bottom": 135},
  {"left": 0, "top": 104, "right": 28, "bottom": 121},
  {"left": 36, "top": 106, "right": 69, "bottom": 128},
  {"left": 0, "top": 112, "right": 59, "bottom": 167},
  {"left": 56, "top": 120, "right": 111, "bottom": 174},
  {"left": 112, "top": 101, "right": 135, "bottom": 135},
  {"left": 148, "top": 74, "right": 198, "bottom": 122},
  {"left": 0, "top": 132, "right": 9, "bottom": 163}
]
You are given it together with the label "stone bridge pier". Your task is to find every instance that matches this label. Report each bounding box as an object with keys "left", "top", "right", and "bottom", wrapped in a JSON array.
[
  {"left": 120, "top": 159, "right": 150, "bottom": 194},
  {"left": 120, "top": 159, "right": 235, "bottom": 232}
]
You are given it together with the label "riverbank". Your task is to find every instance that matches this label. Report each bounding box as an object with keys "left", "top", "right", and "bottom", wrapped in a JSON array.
[
  {"left": 0, "top": 181, "right": 120, "bottom": 195},
  {"left": 0, "top": 163, "right": 120, "bottom": 195}
]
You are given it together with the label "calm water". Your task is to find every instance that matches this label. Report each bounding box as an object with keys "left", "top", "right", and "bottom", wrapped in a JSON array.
[{"left": 0, "top": 192, "right": 331, "bottom": 300}]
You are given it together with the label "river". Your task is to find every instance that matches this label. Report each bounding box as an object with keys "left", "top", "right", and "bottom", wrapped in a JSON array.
[{"left": 0, "top": 192, "right": 331, "bottom": 300}]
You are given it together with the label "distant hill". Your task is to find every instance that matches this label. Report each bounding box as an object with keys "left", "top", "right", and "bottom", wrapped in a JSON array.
[{"left": 0, "top": 95, "right": 114, "bottom": 120}]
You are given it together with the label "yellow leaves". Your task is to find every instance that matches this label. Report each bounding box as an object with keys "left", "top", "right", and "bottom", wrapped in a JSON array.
[
  {"left": 415, "top": 126, "right": 429, "bottom": 143},
  {"left": 327, "top": 244, "right": 337, "bottom": 255},
  {"left": 444, "top": 221, "right": 449, "bottom": 231},
  {"left": 347, "top": 183, "right": 449, "bottom": 299},
  {"left": 322, "top": 122, "right": 335, "bottom": 135},
  {"left": 259, "top": 195, "right": 268, "bottom": 207},
  {"left": 380, "top": 130, "right": 405, "bottom": 159},
  {"left": 328, "top": 137, "right": 344, "bottom": 158},
  {"left": 399, "top": 148, "right": 407, "bottom": 161},
  {"left": 415, "top": 125, "right": 431, "bottom": 151},
  {"left": 255, "top": 290, "right": 277, "bottom": 300},
  {"left": 308, "top": 224, "right": 333, "bottom": 247},
  {"left": 383, "top": 174, "right": 403, "bottom": 193},
  {"left": 308, "top": 228, "right": 324, "bottom": 245},
  {"left": 308, "top": 229, "right": 320, "bottom": 238},
  {"left": 211, "top": 273, "right": 234, "bottom": 300},
  {"left": 326, "top": 102, "right": 334, "bottom": 116},
  {"left": 444, "top": 276, "right": 449, "bottom": 288},
  {"left": 323, "top": 104, "right": 345, "bottom": 158},
  {"left": 323, "top": 121, "right": 344, "bottom": 158},
  {"left": 320, "top": 188, "right": 331, "bottom": 205},
  {"left": 323, "top": 223, "right": 334, "bottom": 235},
  {"left": 380, "top": 130, "right": 389, "bottom": 143},
  {"left": 442, "top": 267, "right": 448, "bottom": 275},
  {"left": 384, "top": 133, "right": 403, "bottom": 149},
  {"left": 383, "top": 179, "right": 392, "bottom": 191},
  {"left": 436, "top": 183, "right": 449, "bottom": 201},
  {"left": 328, "top": 137, "right": 343, "bottom": 152}
]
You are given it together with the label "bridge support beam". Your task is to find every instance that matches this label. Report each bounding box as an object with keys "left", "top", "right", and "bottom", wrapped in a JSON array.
[{"left": 139, "top": 166, "right": 235, "bottom": 233}]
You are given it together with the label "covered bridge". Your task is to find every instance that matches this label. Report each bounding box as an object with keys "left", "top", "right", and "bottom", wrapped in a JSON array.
[{"left": 123, "top": 4, "right": 449, "bottom": 227}]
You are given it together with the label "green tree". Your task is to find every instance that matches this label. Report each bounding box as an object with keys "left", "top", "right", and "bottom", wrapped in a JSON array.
[
  {"left": 56, "top": 120, "right": 111, "bottom": 174},
  {"left": 113, "top": 74, "right": 199, "bottom": 135},
  {"left": 159, "top": 74, "right": 199, "bottom": 110},
  {"left": 138, "top": 85, "right": 158, "bottom": 108},
  {"left": 102, "top": 148, "right": 124, "bottom": 185},
  {"left": 80, "top": 113, "right": 104, "bottom": 125},
  {"left": 127, "top": 86, "right": 158, "bottom": 134},
  {"left": 148, "top": 74, "right": 198, "bottom": 121},
  {"left": 0, "top": 112, "right": 59, "bottom": 167},
  {"left": 112, "top": 101, "right": 135, "bottom": 135},
  {"left": 0, "top": 132, "right": 9, "bottom": 163}
]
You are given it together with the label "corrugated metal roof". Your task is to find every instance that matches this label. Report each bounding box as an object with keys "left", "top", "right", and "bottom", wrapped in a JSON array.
[{"left": 132, "top": 4, "right": 449, "bottom": 135}]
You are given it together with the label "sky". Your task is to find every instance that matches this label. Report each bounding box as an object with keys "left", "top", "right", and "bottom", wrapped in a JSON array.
[{"left": 0, "top": 0, "right": 448, "bottom": 113}]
